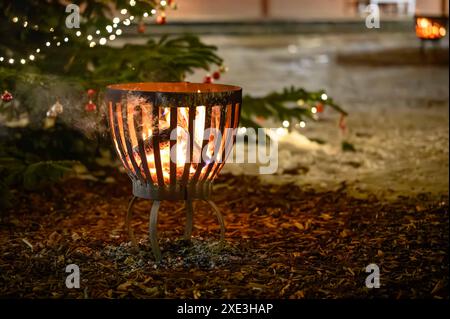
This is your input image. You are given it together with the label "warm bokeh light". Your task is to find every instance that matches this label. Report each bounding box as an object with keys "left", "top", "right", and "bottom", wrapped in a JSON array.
[{"left": 415, "top": 17, "right": 447, "bottom": 40}]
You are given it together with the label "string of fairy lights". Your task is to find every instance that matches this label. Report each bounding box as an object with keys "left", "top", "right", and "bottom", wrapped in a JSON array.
[
  {"left": 0, "top": 0, "right": 174, "bottom": 66},
  {"left": 1, "top": 1, "right": 344, "bottom": 132}
]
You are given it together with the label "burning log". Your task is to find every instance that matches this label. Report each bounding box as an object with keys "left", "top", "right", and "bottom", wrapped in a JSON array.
[{"left": 130, "top": 126, "right": 207, "bottom": 176}]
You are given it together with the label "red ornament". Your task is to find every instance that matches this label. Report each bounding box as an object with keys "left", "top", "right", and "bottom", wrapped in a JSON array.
[
  {"left": 1, "top": 90, "right": 13, "bottom": 102},
  {"left": 156, "top": 15, "right": 166, "bottom": 25},
  {"left": 316, "top": 102, "right": 324, "bottom": 113},
  {"left": 212, "top": 71, "right": 221, "bottom": 80},
  {"left": 138, "top": 22, "right": 146, "bottom": 33},
  {"left": 87, "top": 89, "right": 96, "bottom": 97},
  {"left": 168, "top": 0, "right": 174, "bottom": 5},
  {"left": 203, "top": 75, "right": 213, "bottom": 84},
  {"left": 85, "top": 100, "right": 97, "bottom": 112}
]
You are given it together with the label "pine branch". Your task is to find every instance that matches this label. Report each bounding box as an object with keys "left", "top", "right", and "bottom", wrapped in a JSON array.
[
  {"left": 241, "top": 86, "right": 347, "bottom": 129},
  {"left": 1, "top": 34, "right": 223, "bottom": 87}
]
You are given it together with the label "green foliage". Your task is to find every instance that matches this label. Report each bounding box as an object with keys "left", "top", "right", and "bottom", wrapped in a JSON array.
[
  {"left": 58, "top": 34, "right": 223, "bottom": 85},
  {"left": 22, "top": 161, "right": 74, "bottom": 190},
  {"left": 0, "top": 157, "right": 76, "bottom": 210},
  {"left": 0, "top": 123, "right": 105, "bottom": 209},
  {"left": 1, "top": 124, "right": 104, "bottom": 163},
  {"left": 0, "top": 1, "right": 164, "bottom": 54},
  {"left": 241, "top": 86, "right": 347, "bottom": 129},
  {"left": 1, "top": 0, "right": 220, "bottom": 87}
]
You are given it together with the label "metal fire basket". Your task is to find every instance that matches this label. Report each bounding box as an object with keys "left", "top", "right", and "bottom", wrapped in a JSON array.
[{"left": 106, "top": 82, "right": 242, "bottom": 261}]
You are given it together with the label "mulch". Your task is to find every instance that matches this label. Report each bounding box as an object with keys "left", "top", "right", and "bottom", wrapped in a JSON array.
[{"left": 0, "top": 171, "right": 448, "bottom": 298}]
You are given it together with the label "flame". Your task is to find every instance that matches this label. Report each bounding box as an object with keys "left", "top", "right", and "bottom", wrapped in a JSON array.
[
  {"left": 120, "top": 103, "right": 222, "bottom": 184},
  {"left": 416, "top": 17, "right": 447, "bottom": 40}
]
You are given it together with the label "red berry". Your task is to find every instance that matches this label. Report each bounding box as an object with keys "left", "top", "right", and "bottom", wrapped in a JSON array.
[
  {"left": 1, "top": 91, "right": 13, "bottom": 102},
  {"left": 85, "top": 101, "right": 97, "bottom": 112},
  {"left": 87, "top": 89, "right": 96, "bottom": 97},
  {"left": 203, "top": 76, "right": 213, "bottom": 84},
  {"left": 212, "top": 71, "right": 221, "bottom": 80},
  {"left": 316, "top": 102, "right": 324, "bottom": 113},
  {"left": 156, "top": 15, "right": 166, "bottom": 25}
]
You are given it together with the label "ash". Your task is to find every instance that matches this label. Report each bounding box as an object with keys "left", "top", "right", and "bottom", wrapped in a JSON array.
[{"left": 103, "top": 238, "right": 242, "bottom": 270}]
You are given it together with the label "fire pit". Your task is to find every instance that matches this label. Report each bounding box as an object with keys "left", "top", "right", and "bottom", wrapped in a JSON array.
[{"left": 105, "top": 82, "right": 242, "bottom": 261}]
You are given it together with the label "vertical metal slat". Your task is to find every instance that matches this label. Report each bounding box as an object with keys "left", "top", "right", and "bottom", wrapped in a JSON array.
[
  {"left": 169, "top": 106, "right": 178, "bottom": 188},
  {"left": 112, "top": 102, "right": 133, "bottom": 174},
  {"left": 191, "top": 105, "right": 212, "bottom": 183},
  {"left": 180, "top": 105, "right": 196, "bottom": 186},
  {"left": 134, "top": 105, "right": 153, "bottom": 184},
  {"left": 201, "top": 104, "right": 227, "bottom": 182},
  {"left": 152, "top": 101, "right": 165, "bottom": 187},
  {"left": 121, "top": 99, "right": 145, "bottom": 184},
  {"left": 211, "top": 103, "right": 236, "bottom": 180}
]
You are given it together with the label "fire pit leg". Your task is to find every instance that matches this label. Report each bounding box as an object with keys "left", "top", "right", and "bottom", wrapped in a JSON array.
[
  {"left": 149, "top": 200, "right": 162, "bottom": 262},
  {"left": 204, "top": 200, "right": 225, "bottom": 242},
  {"left": 184, "top": 199, "right": 194, "bottom": 240},
  {"left": 125, "top": 196, "right": 138, "bottom": 247},
  {"left": 420, "top": 39, "right": 426, "bottom": 56}
]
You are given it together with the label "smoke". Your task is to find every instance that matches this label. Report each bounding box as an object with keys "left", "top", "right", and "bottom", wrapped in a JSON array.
[{"left": 11, "top": 75, "right": 108, "bottom": 139}]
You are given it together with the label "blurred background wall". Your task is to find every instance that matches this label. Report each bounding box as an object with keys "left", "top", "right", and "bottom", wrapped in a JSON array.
[{"left": 168, "top": 0, "right": 449, "bottom": 22}]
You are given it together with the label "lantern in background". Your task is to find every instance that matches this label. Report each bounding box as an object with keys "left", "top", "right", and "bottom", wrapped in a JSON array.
[
  {"left": 415, "top": 15, "right": 448, "bottom": 40},
  {"left": 106, "top": 82, "right": 242, "bottom": 261}
]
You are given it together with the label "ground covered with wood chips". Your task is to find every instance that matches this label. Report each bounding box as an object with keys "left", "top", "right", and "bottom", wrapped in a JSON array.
[{"left": 0, "top": 172, "right": 448, "bottom": 298}]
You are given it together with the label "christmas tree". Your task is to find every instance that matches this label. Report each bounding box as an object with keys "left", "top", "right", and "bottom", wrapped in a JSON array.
[{"left": 0, "top": 0, "right": 346, "bottom": 208}]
